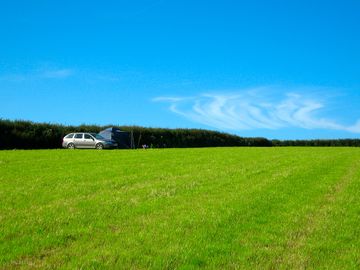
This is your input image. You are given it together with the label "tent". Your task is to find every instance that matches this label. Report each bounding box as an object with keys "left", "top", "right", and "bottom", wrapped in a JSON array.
[{"left": 99, "top": 127, "right": 133, "bottom": 149}]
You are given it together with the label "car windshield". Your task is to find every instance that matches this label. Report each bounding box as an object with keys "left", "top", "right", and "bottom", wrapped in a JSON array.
[{"left": 91, "top": 133, "right": 106, "bottom": 140}]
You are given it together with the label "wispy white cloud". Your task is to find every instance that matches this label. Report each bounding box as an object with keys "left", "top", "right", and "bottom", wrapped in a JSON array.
[
  {"left": 0, "top": 67, "right": 74, "bottom": 82},
  {"left": 152, "top": 96, "right": 190, "bottom": 102},
  {"left": 40, "top": 68, "right": 74, "bottom": 79},
  {"left": 153, "top": 88, "right": 360, "bottom": 133}
]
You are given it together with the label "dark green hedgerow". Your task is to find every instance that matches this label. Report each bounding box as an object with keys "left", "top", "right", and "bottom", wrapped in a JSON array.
[
  {"left": 1, "top": 119, "right": 359, "bottom": 149},
  {"left": 0, "top": 119, "right": 271, "bottom": 149}
]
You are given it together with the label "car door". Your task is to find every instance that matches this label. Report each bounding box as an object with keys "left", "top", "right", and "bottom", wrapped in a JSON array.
[
  {"left": 73, "top": 133, "right": 84, "bottom": 148},
  {"left": 84, "top": 133, "right": 96, "bottom": 148}
]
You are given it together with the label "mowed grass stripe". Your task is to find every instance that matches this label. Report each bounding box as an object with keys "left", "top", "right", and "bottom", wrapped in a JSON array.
[
  {"left": 298, "top": 160, "right": 360, "bottom": 269},
  {"left": 275, "top": 158, "right": 360, "bottom": 269},
  {"left": 177, "top": 149, "right": 354, "bottom": 269},
  {"left": 0, "top": 148, "right": 359, "bottom": 269}
]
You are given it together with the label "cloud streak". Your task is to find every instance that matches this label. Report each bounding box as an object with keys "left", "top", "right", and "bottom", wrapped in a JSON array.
[
  {"left": 0, "top": 67, "right": 74, "bottom": 82},
  {"left": 153, "top": 89, "right": 360, "bottom": 133},
  {"left": 40, "top": 68, "right": 74, "bottom": 79}
]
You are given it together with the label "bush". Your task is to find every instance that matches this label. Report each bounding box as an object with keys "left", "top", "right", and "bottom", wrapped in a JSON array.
[{"left": 0, "top": 119, "right": 272, "bottom": 149}]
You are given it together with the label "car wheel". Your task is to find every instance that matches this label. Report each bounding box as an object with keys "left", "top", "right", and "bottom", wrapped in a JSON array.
[
  {"left": 96, "top": 143, "right": 104, "bottom": 150},
  {"left": 67, "top": 143, "right": 75, "bottom": 149}
]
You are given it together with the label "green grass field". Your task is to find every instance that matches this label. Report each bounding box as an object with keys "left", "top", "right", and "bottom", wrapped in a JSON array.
[{"left": 1, "top": 148, "right": 360, "bottom": 269}]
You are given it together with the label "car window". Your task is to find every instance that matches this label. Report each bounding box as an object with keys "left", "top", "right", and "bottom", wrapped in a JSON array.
[
  {"left": 84, "top": 134, "right": 92, "bottom": 139},
  {"left": 95, "top": 134, "right": 106, "bottom": 140},
  {"left": 65, "top": 133, "right": 74, "bottom": 138},
  {"left": 74, "top": 133, "right": 83, "bottom": 139}
]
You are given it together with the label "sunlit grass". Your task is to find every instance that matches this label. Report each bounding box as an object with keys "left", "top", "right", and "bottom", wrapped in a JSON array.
[{"left": 1, "top": 148, "right": 359, "bottom": 269}]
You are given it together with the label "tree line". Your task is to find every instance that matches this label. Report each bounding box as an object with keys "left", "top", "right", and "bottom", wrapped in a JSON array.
[
  {"left": 0, "top": 119, "right": 359, "bottom": 149},
  {"left": 272, "top": 139, "right": 360, "bottom": 147},
  {"left": 0, "top": 119, "right": 271, "bottom": 149}
]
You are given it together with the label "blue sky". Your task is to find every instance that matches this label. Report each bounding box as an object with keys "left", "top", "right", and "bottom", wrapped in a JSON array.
[{"left": 1, "top": 0, "right": 360, "bottom": 139}]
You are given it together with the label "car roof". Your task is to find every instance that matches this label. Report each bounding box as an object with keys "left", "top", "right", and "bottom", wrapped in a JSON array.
[{"left": 67, "top": 132, "right": 95, "bottom": 135}]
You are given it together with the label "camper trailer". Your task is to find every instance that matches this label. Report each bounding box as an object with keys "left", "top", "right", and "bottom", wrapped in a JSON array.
[{"left": 98, "top": 127, "right": 133, "bottom": 149}]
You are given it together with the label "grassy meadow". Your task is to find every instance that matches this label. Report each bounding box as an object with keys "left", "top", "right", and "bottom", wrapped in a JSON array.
[{"left": 1, "top": 147, "right": 360, "bottom": 269}]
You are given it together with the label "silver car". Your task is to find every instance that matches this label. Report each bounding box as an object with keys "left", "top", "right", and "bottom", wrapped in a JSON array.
[{"left": 62, "top": 133, "right": 118, "bottom": 149}]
